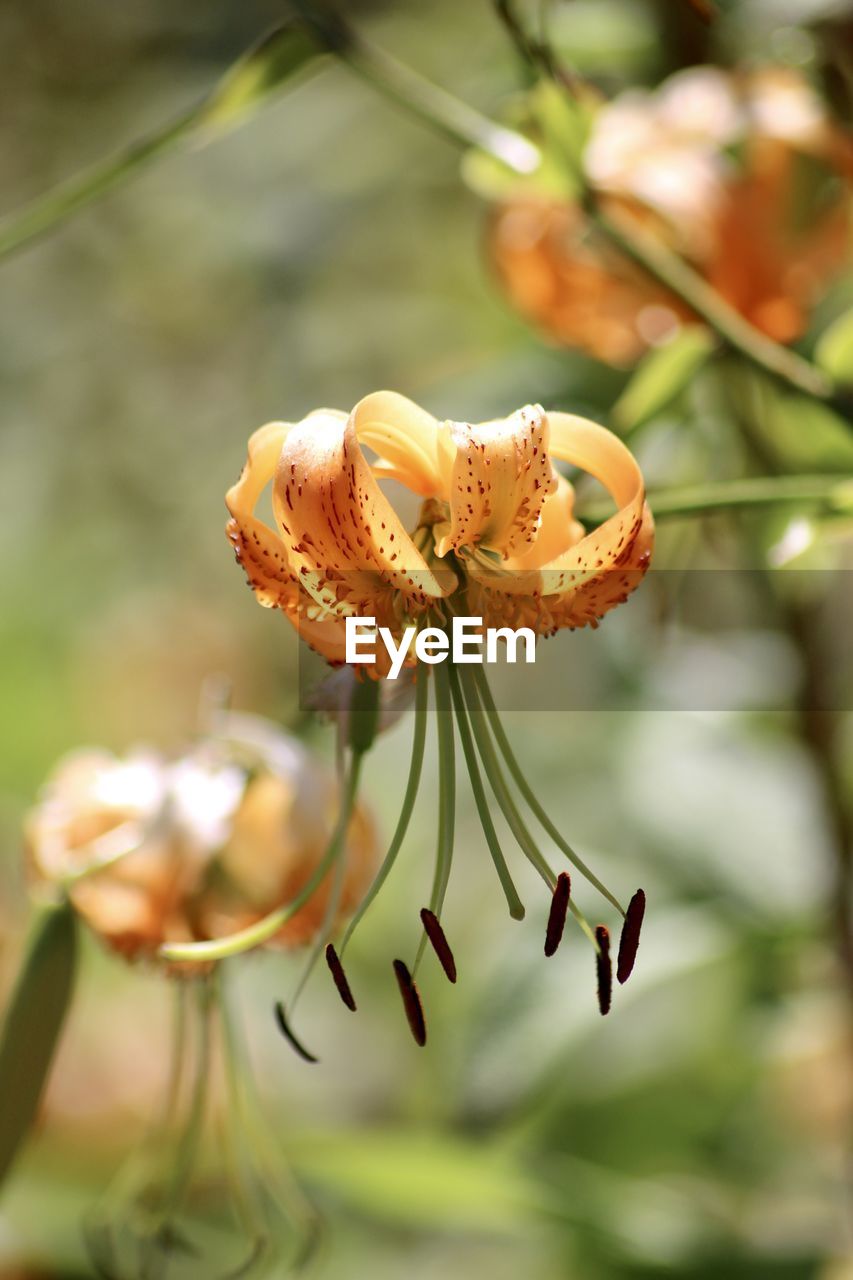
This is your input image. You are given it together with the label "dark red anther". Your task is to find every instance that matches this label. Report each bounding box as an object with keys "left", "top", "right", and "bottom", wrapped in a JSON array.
[
  {"left": 393, "top": 959, "right": 427, "bottom": 1046},
  {"left": 420, "top": 908, "right": 457, "bottom": 983},
  {"left": 595, "top": 925, "right": 612, "bottom": 1016},
  {"left": 325, "top": 943, "right": 357, "bottom": 1011},
  {"left": 274, "top": 1002, "right": 319, "bottom": 1064},
  {"left": 544, "top": 872, "right": 571, "bottom": 957},
  {"left": 617, "top": 889, "right": 646, "bottom": 985}
]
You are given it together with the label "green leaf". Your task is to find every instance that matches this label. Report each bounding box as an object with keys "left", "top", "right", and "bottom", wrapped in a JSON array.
[
  {"left": 729, "top": 361, "right": 853, "bottom": 472},
  {"left": 815, "top": 307, "right": 853, "bottom": 386},
  {"left": 289, "top": 1128, "right": 545, "bottom": 1230},
  {"left": 612, "top": 327, "right": 717, "bottom": 433},
  {"left": 0, "top": 902, "right": 78, "bottom": 1192},
  {"left": 197, "top": 22, "right": 320, "bottom": 137}
]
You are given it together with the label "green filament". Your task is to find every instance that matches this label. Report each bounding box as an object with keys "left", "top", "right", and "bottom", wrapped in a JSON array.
[
  {"left": 339, "top": 669, "right": 429, "bottom": 956},
  {"left": 470, "top": 665, "right": 625, "bottom": 917},
  {"left": 446, "top": 663, "right": 525, "bottom": 921},
  {"left": 413, "top": 661, "right": 457, "bottom": 974},
  {"left": 460, "top": 668, "right": 600, "bottom": 949}
]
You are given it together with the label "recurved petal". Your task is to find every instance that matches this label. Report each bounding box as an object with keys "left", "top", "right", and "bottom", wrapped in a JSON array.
[
  {"left": 435, "top": 404, "right": 558, "bottom": 559},
  {"left": 225, "top": 421, "right": 299, "bottom": 611},
  {"left": 537, "top": 412, "right": 654, "bottom": 628},
  {"left": 507, "top": 473, "right": 585, "bottom": 570},
  {"left": 352, "top": 390, "right": 445, "bottom": 497},
  {"left": 273, "top": 408, "right": 449, "bottom": 620}
]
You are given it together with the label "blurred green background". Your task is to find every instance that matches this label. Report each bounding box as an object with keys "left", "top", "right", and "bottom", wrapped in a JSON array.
[{"left": 1, "top": 1, "right": 852, "bottom": 1277}]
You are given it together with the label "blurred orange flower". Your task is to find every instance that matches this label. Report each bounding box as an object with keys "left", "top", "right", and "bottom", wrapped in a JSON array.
[
  {"left": 226, "top": 390, "right": 653, "bottom": 672},
  {"left": 25, "top": 722, "right": 376, "bottom": 966},
  {"left": 490, "top": 66, "right": 853, "bottom": 363}
]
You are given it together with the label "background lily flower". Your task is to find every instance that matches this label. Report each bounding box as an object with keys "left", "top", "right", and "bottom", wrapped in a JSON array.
[
  {"left": 226, "top": 391, "right": 653, "bottom": 669},
  {"left": 25, "top": 724, "right": 376, "bottom": 966},
  {"left": 490, "top": 66, "right": 853, "bottom": 364},
  {"left": 17, "top": 715, "right": 375, "bottom": 1276}
]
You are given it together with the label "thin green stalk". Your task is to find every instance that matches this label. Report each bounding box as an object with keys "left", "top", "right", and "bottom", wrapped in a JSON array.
[
  {"left": 0, "top": 108, "right": 199, "bottom": 263},
  {"left": 138, "top": 977, "right": 214, "bottom": 1280},
  {"left": 218, "top": 973, "right": 323, "bottom": 1271},
  {"left": 588, "top": 204, "right": 834, "bottom": 403},
  {"left": 160, "top": 753, "right": 364, "bottom": 963},
  {"left": 286, "top": 821, "right": 350, "bottom": 1013},
  {"left": 414, "top": 661, "right": 456, "bottom": 974},
  {"left": 339, "top": 670, "right": 429, "bottom": 955},
  {"left": 471, "top": 665, "right": 625, "bottom": 916},
  {"left": 460, "top": 668, "right": 555, "bottom": 891},
  {"left": 580, "top": 474, "right": 851, "bottom": 526},
  {"left": 446, "top": 663, "right": 526, "bottom": 921},
  {"left": 161, "top": 983, "right": 190, "bottom": 1132},
  {"left": 0, "top": 24, "right": 318, "bottom": 265},
  {"left": 460, "top": 668, "right": 601, "bottom": 949},
  {"left": 216, "top": 975, "right": 272, "bottom": 1269},
  {"left": 160, "top": 978, "right": 213, "bottom": 1213},
  {"left": 291, "top": 1, "right": 539, "bottom": 174}
]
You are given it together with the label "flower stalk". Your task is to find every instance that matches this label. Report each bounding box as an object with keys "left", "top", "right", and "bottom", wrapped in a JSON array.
[{"left": 581, "top": 475, "right": 853, "bottom": 526}]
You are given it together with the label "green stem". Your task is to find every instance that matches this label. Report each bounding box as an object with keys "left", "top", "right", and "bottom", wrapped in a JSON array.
[
  {"left": 471, "top": 665, "right": 625, "bottom": 916},
  {"left": 339, "top": 671, "right": 429, "bottom": 955},
  {"left": 589, "top": 203, "right": 834, "bottom": 402},
  {"left": 0, "top": 24, "right": 319, "bottom": 265},
  {"left": 160, "top": 752, "right": 364, "bottom": 963},
  {"left": 218, "top": 972, "right": 323, "bottom": 1270},
  {"left": 580, "top": 474, "right": 851, "bottom": 526},
  {"left": 0, "top": 107, "right": 200, "bottom": 263},
  {"left": 446, "top": 662, "right": 526, "bottom": 921},
  {"left": 291, "top": 1, "right": 539, "bottom": 174},
  {"left": 138, "top": 976, "right": 213, "bottom": 1280},
  {"left": 414, "top": 662, "right": 456, "bottom": 973},
  {"left": 161, "top": 978, "right": 213, "bottom": 1208}
]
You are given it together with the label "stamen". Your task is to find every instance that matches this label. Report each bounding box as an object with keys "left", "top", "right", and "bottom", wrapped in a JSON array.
[
  {"left": 544, "top": 872, "right": 571, "bottom": 957},
  {"left": 413, "top": 661, "right": 457, "bottom": 979},
  {"left": 471, "top": 666, "right": 624, "bottom": 917},
  {"left": 339, "top": 671, "right": 429, "bottom": 957},
  {"left": 420, "top": 908, "right": 457, "bottom": 983},
  {"left": 325, "top": 943, "right": 356, "bottom": 1011},
  {"left": 447, "top": 664, "right": 525, "bottom": 920},
  {"left": 273, "top": 1002, "right": 319, "bottom": 1064},
  {"left": 392, "top": 959, "right": 427, "bottom": 1046},
  {"left": 595, "top": 926, "right": 612, "bottom": 1016},
  {"left": 617, "top": 889, "right": 646, "bottom": 985}
]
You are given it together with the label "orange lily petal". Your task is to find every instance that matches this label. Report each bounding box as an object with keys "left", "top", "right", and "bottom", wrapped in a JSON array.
[
  {"left": 536, "top": 411, "right": 654, "bottom": 628},
  {"left": 434, "top": 404, "right": 558, "bottom": 559},
  {"left": 225, "top": 421, "right": 299, "bottom": 612},
  {"left": 273, "top": 406, "right": 449, "bottom": 623},
  {"left": 352, "top": 390, "right": 445, "bottom": 497},
  {"left": 507, "top": 474, "right": 585, "bottom": 570}
]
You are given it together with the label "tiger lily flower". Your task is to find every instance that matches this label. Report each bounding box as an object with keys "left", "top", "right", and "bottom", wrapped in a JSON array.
[
  {"left": 490, "top": 66, "right": 853, "bottom": 364},
  {"left": 225, "top": 390, "right": 653, "bottom": 672},
  {"left": 23, "top": 719, "right": 372, "bottom": 1271},
  {"left": 170, "top": 392, "right": 652, "bottom": 1041},
  {"left": 26, "top": 721, "right": 376, "bottom": 978}
]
